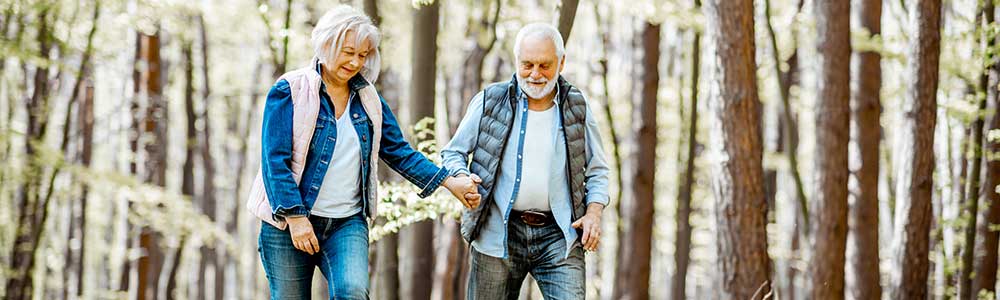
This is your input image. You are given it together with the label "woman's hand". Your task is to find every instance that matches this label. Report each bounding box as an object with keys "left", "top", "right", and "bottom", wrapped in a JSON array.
[
  {"left": 286, "top": 216, "right": 320, "bottom": 255},
  {"left": 443, "top": 174, "right": 482, "bottom": 209}
]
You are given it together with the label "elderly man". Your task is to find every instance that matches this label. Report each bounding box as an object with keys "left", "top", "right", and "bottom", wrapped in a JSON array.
[{"left": 442, "top": 23, "right": 611, "bottom": 299}]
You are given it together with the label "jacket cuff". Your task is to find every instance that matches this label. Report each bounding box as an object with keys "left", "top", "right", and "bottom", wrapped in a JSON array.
[
  {"left": 584, "top": 192, "right": 610, "bottom": 208},
  {"left": 418, "top": 166, "right": 450, "bottom": 198},
  {"left": 273, "top": 205, "right": 310, "bottom": 221}
]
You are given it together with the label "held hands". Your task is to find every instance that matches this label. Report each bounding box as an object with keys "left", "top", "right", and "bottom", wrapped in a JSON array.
[
  {"left": 443, "top": 173, "right": 483, "bottom": 209},
  {"left": 286, "top": 216, "right": 320, "bottom": 255},
  {"left": 571, "top": 203, "right": 604, "bottom": 252}
]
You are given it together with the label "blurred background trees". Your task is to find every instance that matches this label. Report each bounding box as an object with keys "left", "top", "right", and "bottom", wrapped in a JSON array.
[{"left": 2, "top": 0, "right": 1000, "bottom": 299}]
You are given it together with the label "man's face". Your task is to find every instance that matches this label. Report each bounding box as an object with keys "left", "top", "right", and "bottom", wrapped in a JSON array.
[{"left": 516, "top": 35, "right": 564, "bottom": 100}]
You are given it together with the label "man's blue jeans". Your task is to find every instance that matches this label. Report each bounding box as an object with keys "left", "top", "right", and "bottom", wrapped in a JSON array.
[
  {"left": 467, "top": 217, "right": 586, "bottom": 300},
  {"left": 258, "top": 212, "right": 369, "bottom": 300}
]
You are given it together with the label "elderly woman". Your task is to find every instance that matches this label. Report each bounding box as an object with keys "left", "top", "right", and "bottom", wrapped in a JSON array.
[{"left": 248, "top": 5, "right": 480, "bottom": 299}]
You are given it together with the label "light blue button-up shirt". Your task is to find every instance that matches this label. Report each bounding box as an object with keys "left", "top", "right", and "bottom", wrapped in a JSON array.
[{"left": 441, "top": 83, "right": 611, "bottom": 259}]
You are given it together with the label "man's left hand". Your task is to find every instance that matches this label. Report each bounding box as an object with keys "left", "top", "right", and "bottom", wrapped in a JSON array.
[{"left": 571, "top": 203, "right": 604, "bottom": 252}]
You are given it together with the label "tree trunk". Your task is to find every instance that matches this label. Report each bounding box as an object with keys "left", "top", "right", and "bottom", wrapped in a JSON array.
[
  {"left": 556, "top": 0, "right": 579, "bottom": 44},
  {"left": 613, "top": 21, "right": 658, "bottom": 300},
  {"left": 6, "top": 7, "right": 54, "bottom": 299},
  {"left": 763, "top": 0, "right": 809, "bottom": 229},
  {"left": 77, "top": 79, "right": 94, "bottom": 298},
  {"left": 809, "top": 0, "right": 851, "bottom": 298},
  {"left": 120, "top": 28, "right": 144, "bottom": 295},
  {"left": 891, "top": 0, "right": 941, "bottom": 298},
  {"left": 60, "top": 3, "right": 100, "bottom": 298},
  {"left": 137, "top": 28, "right": 167, "bottom": 300},
  {"left": 192, "top": 13, "right": 222, "bottom": 300},
  {"left": 973, "top": 2, "right": 1000, "bottom": 296},
  {"left": 704, "top": 0, "right": 774, "bottom": 298},
  {"left": 959, "top": 3, "right": 993, "bottom": 299},
  {"left": 849, "top": 0, "right": 883, "bottom": 298},
  {"left": 449, "top": 0, "right": 500, "bottom": 133},
  {"left": 671, "top": 25, "right": 700, "bottom": 300},
  {"left": 401, "top": 2, "right": 439, "bottom": 300},
  {"left": 168, "top": 38, "right": 197, "bottom": 300}
]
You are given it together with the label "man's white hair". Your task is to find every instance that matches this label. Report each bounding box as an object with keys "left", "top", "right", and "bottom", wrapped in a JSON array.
[
  {"left": 513, "top": 23, "right": 565, "bottom": 61},
  {"left": 311, "top": 5, "right": 381, "bottom": 83}
]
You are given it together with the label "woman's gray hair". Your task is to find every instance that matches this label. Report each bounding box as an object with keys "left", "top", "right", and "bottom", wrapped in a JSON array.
[
  {"left": 311, "top": 5, "right": 381, "bottom": 83},
  {"left": 513, "top": 23, "right": 565, "bottom": 61}
]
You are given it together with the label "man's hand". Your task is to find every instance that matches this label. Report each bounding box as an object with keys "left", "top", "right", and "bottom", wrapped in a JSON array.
[
  {"left": 443, "top": 173, "right": 482, "bottom": 209},
  {"left": 286, "top": 216, "right": 320, "bottom": 255},
  {"left": 571, "top": 203, "right": 604, "bottom": 252}
]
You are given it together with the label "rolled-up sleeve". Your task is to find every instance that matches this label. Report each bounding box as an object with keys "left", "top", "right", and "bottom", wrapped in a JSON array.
[
  {"left": 583, "top": 102, "right": 611, "bottom": 207},
  {"left": 260, "top": 80, "right": 309, "bottom": 220},
  {"left": 441, "top": 92, "right": 484, "bottom": 178}
]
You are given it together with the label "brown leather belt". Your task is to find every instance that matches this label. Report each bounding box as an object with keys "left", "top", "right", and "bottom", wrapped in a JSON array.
[{"left": 510, "top": 210, "right": 555, "bottom": 227}]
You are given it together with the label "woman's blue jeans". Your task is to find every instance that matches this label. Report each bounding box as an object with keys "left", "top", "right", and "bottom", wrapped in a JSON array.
[{"left": 258, "top": 212, "right": 369, "bottom": 300}]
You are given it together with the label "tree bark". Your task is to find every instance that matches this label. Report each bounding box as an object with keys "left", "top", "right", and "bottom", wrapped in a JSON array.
[
  {"left": 401, "top": 2, "right": 439, "bottom": 300},
  {"left": 849, "top": 0, "right": 883, "bottom": 298},
  {"left": 449, "top": 0, "right": 500, "bottom": 133},
  {"left": 809, "top": 0, "right": 852, "bottom": 298},
  {"left": 613, "top": 21, "right": 659, "bottom": 300},
  {"left": 890, "top": 0, "right": 941, "bottom": 298},
  {"left": 168, "top": 37, "right": 197, "bottom": 300},
  {"left": 671, "top": 25, "right": 700, "bottom": 300},
  {"left": 959, "top": 3, "right": 993, "bottom": 299},
  {"left": 973, "top": 2, "right": 1000, "bottom": 296},
  {"left": 76, "top": 79, "right": 94, "bottom": 299},
  {"left": 704, "top": 0, "right": 774, "bottom": 298},
  {"left": 137, "top": 28, "right": 167, "bottom": 300},
  {"left": 556, "top": 0, "right": 579, "bottom": 44},
  {"left": 6, "top": 6, "right": 55, "bottom": 299}
]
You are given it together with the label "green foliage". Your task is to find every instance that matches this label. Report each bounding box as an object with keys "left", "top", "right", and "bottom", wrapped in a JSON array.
[{"left": 369, "top": 117, "right": 462, "bottom": 242}]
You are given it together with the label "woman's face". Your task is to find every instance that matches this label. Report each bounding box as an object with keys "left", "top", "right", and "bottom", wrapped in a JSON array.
[{"left": 326, "top": 30, "right": 371, "bottom": 85}]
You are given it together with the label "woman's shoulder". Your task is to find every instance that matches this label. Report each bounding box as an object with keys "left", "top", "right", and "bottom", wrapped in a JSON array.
[{"left": 266, "top": 79, "right": 292, "bottom": 99}]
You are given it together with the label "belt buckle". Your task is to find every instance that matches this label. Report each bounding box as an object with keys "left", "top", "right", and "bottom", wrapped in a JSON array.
[{"left": 520, "top": 210, "right": 547, "bottom": 226}]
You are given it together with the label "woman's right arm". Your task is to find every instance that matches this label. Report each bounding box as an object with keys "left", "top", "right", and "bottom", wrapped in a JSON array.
[{"left": 261, "top": 79, "right": 309, "bottom": 220}]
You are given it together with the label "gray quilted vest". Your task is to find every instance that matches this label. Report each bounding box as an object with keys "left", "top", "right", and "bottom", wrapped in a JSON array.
[{"left": 460, "top": 75, "right": 589, "bottom": 243}]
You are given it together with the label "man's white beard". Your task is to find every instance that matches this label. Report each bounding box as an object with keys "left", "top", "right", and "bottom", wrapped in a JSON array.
[{"left": 517, "top": 74, "right": 558, "bottom": 99}]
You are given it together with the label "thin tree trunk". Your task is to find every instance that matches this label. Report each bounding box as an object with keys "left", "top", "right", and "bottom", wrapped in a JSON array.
[
  {"left": 849, "top": 0, "right": 883, "bottom": 298},
  {"left": 137, "top": 28, "right": 167, "bottom": 300},
  {"left": 809, "top": 0, "right": 852, "bottom": 298},
  {"left": 120, "top": 28, "right": 144, "bottom": 295},
  {"left": 402, "top": 2, "right": 439, "bottom": 300},
  {"left": 972, "top": 2, "right": 1000, "bottom": 295},
  {"left": 76, "top": 79, "right": 94, "bottom": 299},
  {"left": 959, "top": 3, "right": 993, "bottom": 299},
  {"left": 704, "top": 0, "right": 774, "bottom": 298},
  {"left": 556, "top": 0, "right": 579, "bottom": 44},
  {"left": 763, "top": 0, "right": 809, "bottom": 228},
  {"left": 166, "top": 37, "right": 197, "bottom": 300},
  {"left": 450, "top": 0, "right": 500, "bottom": 133},
  {"left": 6, "top": 6, "right": 54, "bottom": 299},
  {"left": 613, "top": 21, "right": 658, "bottom": 300},
  {"left": 891, "top": 0, "right": 941, "bottom": 298},
  {"left": 671, "top": 25, "right": 700, "bottom": 300}
]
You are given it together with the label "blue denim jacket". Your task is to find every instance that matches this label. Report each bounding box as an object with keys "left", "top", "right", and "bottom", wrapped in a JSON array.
[
  {"left": 261, "top": 64, "right": 450, "bottom": 220},
  {"left": 441, "top": 83, "right": 611, "bottom": 259}
]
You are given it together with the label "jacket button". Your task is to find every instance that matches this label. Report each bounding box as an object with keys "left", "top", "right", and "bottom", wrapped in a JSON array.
[{"left": 353, "top": 113, "right": 359, "bottom": 118}]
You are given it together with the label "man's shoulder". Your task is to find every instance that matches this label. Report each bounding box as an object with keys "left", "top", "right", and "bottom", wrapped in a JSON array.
[{"left": 482, "top": 81, "right": 511, "bottom": 96}]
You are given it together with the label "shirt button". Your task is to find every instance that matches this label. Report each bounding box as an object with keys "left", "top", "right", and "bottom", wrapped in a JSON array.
[
  {"left": 521, "top": 130, "right": 525, "bottom": 134},
  {"left": 518, "top": 155, "right": 522, "bottom": 159}
]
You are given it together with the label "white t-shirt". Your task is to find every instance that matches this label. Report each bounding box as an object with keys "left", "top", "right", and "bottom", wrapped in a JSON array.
[
  {"left": 513, "top": 103, "right": 557, "bottom": 211},
  {"left": 311, "top": 100, "right": 363, "bottom": 218}
]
